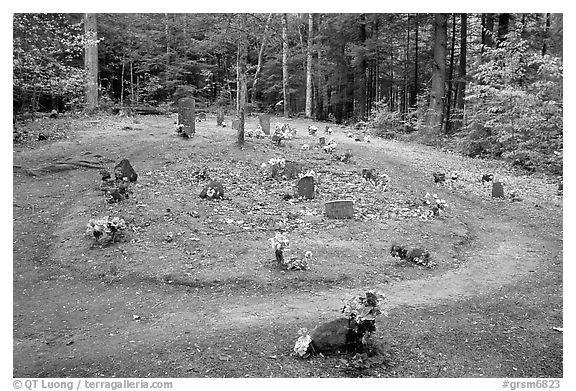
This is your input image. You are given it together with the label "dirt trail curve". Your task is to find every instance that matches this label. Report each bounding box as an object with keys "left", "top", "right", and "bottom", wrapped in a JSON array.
[{"left": 13, "top": 115, "right": 562, "bottom": 376}]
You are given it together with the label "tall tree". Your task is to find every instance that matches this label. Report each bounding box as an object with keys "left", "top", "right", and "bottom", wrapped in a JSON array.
[
  {"left": 453, "top": 13, "right": 467, "bottom": 132},
  {"left": 445, "top": 14, "right": 457, "bottom": 133},
  {"left": 305, "top": 13, "right": 314, "bottom": 118},
  {"left": 426, "top": 14, "right": 448, "bottom": 133},
  {"left": 250, "top": 13, "right": 272, "bottom": 103},
  {"left": 84, "top": 13, "right": 99, "bottom": 114},
  {"left": 236, "top": 14, "right": 248, "bottom": 145},
  {"left": 482, "top": 13, "right": 495, "bottom": 50},
  {"left": 497, "top": 13, "right": 511, "bottom": 45},
  {"left": 281, "top": 13, "right": 290, "bottom": 117},
  {"left": 542, "top": 13, "right": 551, "bottom": 56},
  {"left": 410, "top": 14, "right": 419, "bottom": 109}
]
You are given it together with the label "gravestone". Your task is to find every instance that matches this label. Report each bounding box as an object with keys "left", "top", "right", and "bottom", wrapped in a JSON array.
[
  {"left": 325, "top": 200, "right": 354, "bottom": 219},
  {"left": 310, "top": 318, "right": 351, "bottom": 354},
  {"left": 199, "top": 180, "right": 225, "bottom": 200},
  {"left": 297, "top": 176, "right": 315, "bottom": 199},
  {"left": 196, "top": 112, "right": 207, "bottom": 121},
  {"left": 232, "top": 118, "right": 240, "bottom": 131},
  {"left": 114, "top": 159, "right": 137, "bottom": 182},
  {"left": 259, "top": 114, "right": 271, "bottom": 135},
  {"left": 177, "top": 97, "right": 195, "bottom": 137},
  {"left": 362, "top": 168, "right": 375, "bottom": 181},
  {"left": 492, "top": 181, "right": 505, "bottom": 198},
  {"left": 319, "top": 137, "right": 326, "bottom": 146},
  {"left": 216, "top": 110, "right": 224, "bottom": 126}
]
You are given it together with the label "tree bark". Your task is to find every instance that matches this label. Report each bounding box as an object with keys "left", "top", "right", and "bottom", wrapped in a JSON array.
[
  {"left": 445, "top": 14, "right": 457, "bottom": 134},
  {"left": 281, "top": 13, "right": 290, "bottom": 117},
  {"left": 250, "top": 13, "right": 272, "bottom": 103},
  {"left": 305, "top": 13, "right": 314, "bottom": 118},
  {"left": 236, "top": 14, "right": 248, "bottom": 145},
  {"left": 542, "top": 13, "right": 551, "bottom": 56},
  {"left": 426, "top": 13, "right": 448, "bottom": 134},
  {"left": 453, "top": 13, "right": 467, "bottom": 132},
  {"left": 483, "top": 13, "right": 495, "bottom": 49},
  {"left": 358, "top": 14, "right": 368, "bottom": 119},
  {"left": 410, "top": 14, "right": 419, "bottom": 109},
  {"left": 497, "top": 13, "right": 511, "bottom": 45},
  {"left": 84, "top": 13, "right": 99, "bottom": 114}
]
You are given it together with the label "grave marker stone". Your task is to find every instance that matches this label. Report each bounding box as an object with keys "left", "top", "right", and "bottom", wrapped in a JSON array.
[
  {"left": 297, "top": 176, "right": 315, "bottom": 199},
  {"left": 114, "top": 159, "right": 137, "bottom": 182},
  {"left": 177, "top": 97, "right": 195, "bottom": 137},
  {"left": 283, "top": 161, "right": 303, "bottom": 179},
  {"left": 492, "top": 181, "right": 505, "bottom": 198},
  {"left": 325, "top": 200, "right": 354, "bottom": 219},
  {"left": 216, "top": 110, "right": 224, "bottom": 126},
  {"left": 232, "top": 118, "right": 240, "bottom": 131},
  {"left": 199, "top": 180, "right": 225, "bottom": 200},
  {"left": 319, "top": 137, "right": 326, "bottom": 146},
  {"left": 259, "top": 114, "right": 271, "bottom": 135},
  {"left": 310, "top": 318, "right": 350, "bottom": 354}
]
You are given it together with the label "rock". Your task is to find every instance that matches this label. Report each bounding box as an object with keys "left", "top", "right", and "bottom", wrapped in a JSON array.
[
  {"left": 284, "top": 161, "right": 304, "bottom": 179},
  {"left": 259, "top": 114, "right": 271, "bottom": 135},
  {"left": 325, "top": 200, "right": 354, "bottom": 219},
  {"left": 297, "top": 176, "right": 315, "bottom": 199},
  {"left": 114, "top": 159, "right": 138, "bottom": 182},
  {"left": 310, "top": 318, "right": 352, "bottom": 354},
  {"left": 492, "top": 181, "right": 505, "bottom": 198},
  {"left": 433, "top": 172, "right": 446, "bottom": 183},
  {"left": 216, "top": 110, "right": 224, "bottom": 126},
  {"left": 199, "top": 180, "right": 225, "bottom": 200},
  {"left": 177, "top": 97, "right": 196, "bottom": 137},
  {"left": 482, "top": 174, "right": 494, "bottom": 183}
]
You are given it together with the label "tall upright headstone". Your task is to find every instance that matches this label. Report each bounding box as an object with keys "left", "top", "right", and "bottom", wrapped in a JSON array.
[
  {"left": 216, "top": 110, "right": 224, "bottom": 126},
  {"left": 178, "top": 97, "right": 195, "bottom": 137},
  {"left": 259, "top": 114, "right": 271, "bottom": 135}
]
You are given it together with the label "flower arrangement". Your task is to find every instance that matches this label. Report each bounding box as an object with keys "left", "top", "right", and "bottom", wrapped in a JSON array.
[
  {"left": 272, "top": 123, "right": 296, "bottom": 145},
  {"left": 293, "top": 328, "right": 313, "bottom": 358},
  {"left": 86, "top": 216, "right": 127, "bottom": 243},
  {"left": 342, "top": 291, "right": 386, "bottom": 345},
  {"left": 301, "top": 144, "right": 310, "bottom": 151},
  {"left": 423, "top": 192, "right": 448, "bottom": 217},
  {"left": 268, "top": 233, "right": 310, "bottom": 270},
  {"left": 307, "top": 125, "right": 318, "bottom": 135}
]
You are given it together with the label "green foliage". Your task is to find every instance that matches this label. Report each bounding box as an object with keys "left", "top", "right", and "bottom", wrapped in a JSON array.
[
  {"left": 13, "top": 14, "right": 85, "bottom": 112},
  {"left": 461, "top": 27, "right": 563, "bottom": 175}
]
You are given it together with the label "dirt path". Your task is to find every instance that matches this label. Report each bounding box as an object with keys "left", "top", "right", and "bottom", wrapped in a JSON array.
[{"left": 13, "top": 115, "right": 562, "bottom": 377}]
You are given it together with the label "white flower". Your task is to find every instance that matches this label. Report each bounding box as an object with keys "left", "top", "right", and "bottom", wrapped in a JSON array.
[{"left": 294, "top": 334, "right": 312, "bottom": 357}]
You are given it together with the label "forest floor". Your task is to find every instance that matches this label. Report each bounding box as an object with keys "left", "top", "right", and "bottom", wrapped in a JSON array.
[{"left": 12, "top": 113, "right": 563, "bottom": 378}]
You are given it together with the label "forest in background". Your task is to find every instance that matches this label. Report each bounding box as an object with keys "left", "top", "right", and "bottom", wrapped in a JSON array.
[{"left": 12, "top": 13, "right": 563, "bottom": 175}]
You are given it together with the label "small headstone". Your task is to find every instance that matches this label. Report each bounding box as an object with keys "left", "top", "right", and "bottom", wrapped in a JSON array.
[
  {"left": 259, "top": 114, "right": 271, "bottom": 135},
  {"left": 196, "top": 112, "right": 207, "bottom": 121},
  {"left": 199, "top": 180, "right": 225, "bottom": 200},
  {"left": 177, "top": 97, "right": 195, "bottom": 137},
  {"left": 297, "top": 176, "right": 315, "bottom": 199},
  {"left": 310, "top": 318, "right": 351, "bottom": 354},
  {"left": 492, "top": 181, "right": 505, "bottom": 198},
  {"left": 37, "top": 133, "right": 48, "bottom": 141},
  {"left": 216, "top": 110, "right": 224, "bottom": 126},
  {"left": 325, "top": 200, "right": 354, "bottom": 219},
  {"left": 114, "top": 159, "right": 137, "bottom": 182},
  {"left": 362, "top": 168, "right": 375, "bottom": 181},
  {"left": 232, "top": 118, "right": 240, "bottom": 131},
  {"left": 319, "top": 137, "right": 326, "bottom": 146},
  {"left": 49, "top": 109, "right": 58, "bottom": 119}
]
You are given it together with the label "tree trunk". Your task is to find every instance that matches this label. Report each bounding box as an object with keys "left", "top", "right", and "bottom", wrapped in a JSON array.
[
  {"left": 236, "top": 14, "right": 248, "bottom": 144},
  {"left": 453, "top": 13, "right": 467, "bottom": 132},
  {"left": 497, "top": 13, "right": 511, "bottom": 45},
  {"left": 130, "top": 61, "right": 134, "bottom": 107},
  {"left": 410, "top": 14, "right": 419, "bottom": 109},
  {"left": 358, "top": 14, "right": 368, "bottom": 119},
  {"left": 426, "top": 13, "right": 448, "bottom": 134},
  {"left": 403, "top": 14, "right": 410, "bottom": 117},
  {"left": 120, "top": 53, "right": 125, "bottom": 109},
  {"left": 445, "top": 14, "right": 457, "bottom": 134},
  {"left": 542, "top": 13, "right": 551, "bottom": 56},
  {"left": 305, "top": 13, "right": 314, "bottom": 118},
  {"left": 483, "top": 13, "right": 495, "bottom": 49},
  {"left": 250, "top": 13, "right": 272, "bottom": 103},
  {"left": 165, "top": 13, "right": 170, "bottom": 66},
  {"left": 84, "top": 13, "right": 99, "bottom": 114},
  {"left": 281, "top": 13, "right": 290, "bottom": 117}
]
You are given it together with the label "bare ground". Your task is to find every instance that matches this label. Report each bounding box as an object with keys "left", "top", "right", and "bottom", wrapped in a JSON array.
[{"left": 12, "top": 114, "right": 562, "bottom": 377}]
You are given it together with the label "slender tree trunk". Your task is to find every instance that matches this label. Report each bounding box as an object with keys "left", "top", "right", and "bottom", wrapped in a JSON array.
[
  {"left": 358, "top": 14, "right": 368, "bottom": 119},
  {"left": 411, "top": 15, "right": 419, "bottom": 108},
  {"left": 120, "top": 53, "right": 125, "bottom": 109},
  {"left": 445, "top": 14, "right": 457, "bottom": 134},
  {"left": 251, "top": 13, "right": 272, "bottom": 103},
  {"left": 236, "top": 14, "right": 248, "bottom": 145},
  {"left": 84, "top": 13, "right": 99, "bottom": 114},
  {"left": 483, "top": 13, "right": 495, "bottom": 49},
  {"left": 281, "top": 13, "right": 290, "bottom": 117},
  {"left": 165, "top": 13, "right": 170, "bottom": 66},
  {"left": 426, "top": 13, "right": 448, "bottom": 134},
  {"left": 453, "top": 13, "right": 467, "bottom": 132},
  {"left": 542, "top": 13, "right": 551, "bottom": 55},
  {"left": 403, "top": 14, "right": 410, "bottom": 117},
  {"left": 305, "top": 13, "right": 314, "bottom": 118},
  {"left": 130, "top": 61, "right": 134, "bottom": 107}
]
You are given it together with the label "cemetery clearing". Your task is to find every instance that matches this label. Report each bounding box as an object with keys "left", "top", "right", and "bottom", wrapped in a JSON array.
[{"left": 13, "top": 113, "right": 562, "bottom": 378}]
